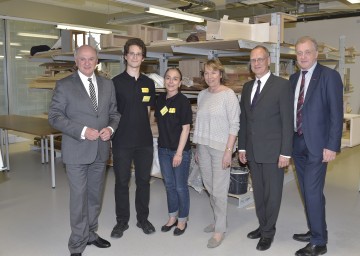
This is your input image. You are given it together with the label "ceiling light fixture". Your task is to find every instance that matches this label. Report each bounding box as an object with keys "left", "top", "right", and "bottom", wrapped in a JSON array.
[
  {"left": 145, "top": 6, "right": 204, "bottom": 23},
  {"left": 17, "top": 33, "right": 59, "bottom": 39},
  {"left": 0, "top": 42, "right": 22, "bottom": 46},
  {"left": 56, "top": 24, "right": 112, "bottom": 34},
  {"left": 347, "top": 0, "right": 360, "bottom": 3},
  {"left": 113, "top": 0, "right": 211, "bottom": 23}
]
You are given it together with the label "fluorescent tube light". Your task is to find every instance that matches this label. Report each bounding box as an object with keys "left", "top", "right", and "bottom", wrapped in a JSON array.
[
  {"left": 0, "top": 42, "right": 22, "bottom": 46},
  {"left": 347, "top": 0, "right": 360, "bottom": 3},
  {"left": 146, "top": 7, "right": 204, "bottom": 23},
  {"left": 17, "top": 33, "right": 58, "bottom": 39},
  {"left": 56, "top": 24, "right": 112, "bottom": 34}
]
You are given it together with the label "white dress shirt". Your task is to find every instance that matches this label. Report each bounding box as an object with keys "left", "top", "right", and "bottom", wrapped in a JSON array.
[{"left": 251, "top": 71, "right": 271, "bottom": 103}]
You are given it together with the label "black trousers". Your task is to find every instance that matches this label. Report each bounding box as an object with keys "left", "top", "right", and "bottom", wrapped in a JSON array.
[
  {"left": 248, "top": 161, "right": 284, "bottom": 238},
  {"left": 113, "top": 146, "right": 154, "bottom": 223}
]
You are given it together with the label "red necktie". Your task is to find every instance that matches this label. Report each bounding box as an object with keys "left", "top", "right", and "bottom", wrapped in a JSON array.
[{"left": 296, "top": 71, "right": 308, "bottom": 135}]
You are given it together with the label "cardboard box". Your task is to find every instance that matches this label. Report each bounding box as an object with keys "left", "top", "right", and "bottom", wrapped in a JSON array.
[
  {"left": 179, "top": 59, "right": 206, "bottom": 80},
  {"left": 206, "top": 19, "right": 272, "bottom": 42},
  {"left": 100, "top": 34, "right": 134, "bottom": 49},
  {"left": 254, "top": 12, "right": 297, "bottom": 43},
  {"left": 125, "top": 24, "right": 167, "bottom": 44}
]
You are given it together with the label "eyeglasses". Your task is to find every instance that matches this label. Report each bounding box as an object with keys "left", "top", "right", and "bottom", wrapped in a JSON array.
[
  {"left": 296, "top": 50, "right": 314, "bottom": 57},
  {"left": 250, "top": 57, "right": 267, "bottom": 64},
  {"left": 127, "top": 52, "right": 143, "bottom": 58}
]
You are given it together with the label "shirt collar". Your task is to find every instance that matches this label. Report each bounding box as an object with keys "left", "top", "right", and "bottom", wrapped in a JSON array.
[
  {"left": 301, "top": 61, "right": 317, "bottom": 76},
  {"left": 256, "top": 71, "right": 271, "bottom": 85},
  {"left": 77, "top": 70, "right": 95, "bottom": 81},
  {"left": 123, "top": 70, "right": 144, "bottom": 81}
]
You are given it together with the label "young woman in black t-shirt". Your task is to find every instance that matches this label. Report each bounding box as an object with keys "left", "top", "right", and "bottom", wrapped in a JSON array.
[{"left": 155, "top": 68, "right": 192, "bottom": 236}]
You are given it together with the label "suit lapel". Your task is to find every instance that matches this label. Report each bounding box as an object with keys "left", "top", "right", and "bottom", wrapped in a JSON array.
[
  {"left": 304, "top": 63, "right": 321, "bottom": 106},
  {"left": 96, "top": 75, "right": 104, "bottom": 112},
  {"left": 246, "top": 80, "right": 256, "bottom": 110}
]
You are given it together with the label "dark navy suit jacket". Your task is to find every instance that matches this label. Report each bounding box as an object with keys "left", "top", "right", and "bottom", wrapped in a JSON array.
[{"left": 289, "top": 63, "right": 343, "bottom": 156}]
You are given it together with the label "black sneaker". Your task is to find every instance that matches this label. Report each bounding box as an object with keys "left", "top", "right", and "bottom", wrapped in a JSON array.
[
  {"left": 136, "top": 220, "right": 156, "bottom": 235},
  {"left": 110, "top": 221, "right": 129, "bottom": 238}
]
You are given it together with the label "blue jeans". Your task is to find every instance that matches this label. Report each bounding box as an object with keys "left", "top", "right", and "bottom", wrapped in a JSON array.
[{"left": 158, "top": 147, "right": 191, "bottom": 222}]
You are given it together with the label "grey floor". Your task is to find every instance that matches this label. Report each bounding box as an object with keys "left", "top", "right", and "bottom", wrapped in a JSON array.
[{"left": 1, "top": 137, "right": 360, "bottom": 256}]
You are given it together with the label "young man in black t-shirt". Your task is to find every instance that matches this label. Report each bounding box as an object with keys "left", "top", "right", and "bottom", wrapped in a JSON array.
[{"left": 111, "top": 38, "right": 156, "bottom": 238}]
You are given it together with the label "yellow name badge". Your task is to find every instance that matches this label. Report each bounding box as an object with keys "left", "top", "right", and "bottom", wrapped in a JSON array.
[
  {"left": 160, "top": 106, "right": 168, "bottom": 116},
  {"left": 142, "top": 96, "right": 150, "bottom": 102},
  {"left": 141, "top": 87, "right": 149, "bottom": 93},
  {"left": 169, "top": 108, "right": 176, "bottom": 114}
]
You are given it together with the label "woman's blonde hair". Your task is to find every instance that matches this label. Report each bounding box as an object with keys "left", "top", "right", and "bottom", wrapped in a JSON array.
[{"left": 202, "top": 58, "right": 227, "bottom": 85}]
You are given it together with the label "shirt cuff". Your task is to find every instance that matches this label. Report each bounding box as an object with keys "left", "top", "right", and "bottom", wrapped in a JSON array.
[
  {"left": 280, "top": 154, "right": 291, "bottom": 158},
  {"left": 107, "top": 126, "right": 114, "bottom": 135},
  {"left": 81, "top": 126, "right": 87, "bottom": 140}
]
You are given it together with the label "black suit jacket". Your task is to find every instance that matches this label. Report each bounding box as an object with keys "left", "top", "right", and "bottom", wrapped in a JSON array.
[{"left": 238, "top": 73, "right": 294, "bottom": 163}]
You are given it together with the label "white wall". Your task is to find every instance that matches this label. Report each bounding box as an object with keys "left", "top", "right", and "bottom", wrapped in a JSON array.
[{"left": 285, "top": 17, "right": 360, "bottom": 114}]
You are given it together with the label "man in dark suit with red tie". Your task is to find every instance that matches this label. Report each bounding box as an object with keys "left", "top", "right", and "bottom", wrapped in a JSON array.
[
  {"left": 290, "top": 36, "right": 343, "bottom": 256},
  {"left": 238, "top": 45, "right": 294, "bottom": 251}
]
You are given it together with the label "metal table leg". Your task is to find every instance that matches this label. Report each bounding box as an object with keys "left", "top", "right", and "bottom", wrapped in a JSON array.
[
  {"left": 41, "top": 137, "right": 45, "bottom": 164},
  {"left": 45, "top": 137, "right": 49, "bottom": 163},
  {"left": 4, "top": 129, "right": 9, "bottom": 170},
  {"left": 50, "top": 135, "right": 55, "bottom": 188}
]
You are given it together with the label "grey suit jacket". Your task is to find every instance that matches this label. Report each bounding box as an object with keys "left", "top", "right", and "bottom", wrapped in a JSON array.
[
  {"left": 238, "top": 74, "right": 294, "bottom": 163},
  {"left": 48, "top": 72, "right": 120, "bottom": 164}
]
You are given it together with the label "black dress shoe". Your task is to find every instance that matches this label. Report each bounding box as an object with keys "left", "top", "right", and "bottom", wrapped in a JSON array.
[
  {"left": 137, "top": 219, "right": 156, "bottom": 234},
  {"left": 161, "top": 220, "right": 178, "bottom": 232},
  {"left": 295, "top": 243, "right": 327, "bottom": 256},
  {"left": 293, "top": 231, "right": 311, "bottom": 242},
  {"left": 111, "top": 221, "right": 129, "bottom": 238},
  {"left": 247, "top": 228, "right": 261, "bottom": 239},
  {"left": 87, "top": 236, "right": 111, "bottom": 248},
  {"left": 256, "top": 237, "right": 273, "bottom": 251},
  {"left": 173, "top": 223, "right": 187, "bottom": 236},
  {"left": 70, "top": 254, "right": 81, "bottom": 256}
]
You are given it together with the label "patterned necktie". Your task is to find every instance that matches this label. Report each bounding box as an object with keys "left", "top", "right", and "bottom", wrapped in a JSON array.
[
  {"left": 88, "top": 78, "right": 98, "bottom": 111},
  {"left": 296, "top": 71, "right": 308, "bottom": 135},
  {"left": 251, "top": 80, "right": 261, "bottom": 110}
]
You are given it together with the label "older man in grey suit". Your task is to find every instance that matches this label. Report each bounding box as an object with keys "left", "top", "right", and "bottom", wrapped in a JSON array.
[
  {"left": 48, "top": 45, "right": 120, "bottom": 256},
  {"left": 238, "top": 45, "right": 294, "bottom": 251}
]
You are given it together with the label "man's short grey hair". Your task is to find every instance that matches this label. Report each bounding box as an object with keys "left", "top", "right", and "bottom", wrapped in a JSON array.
[
  {"left": 295, "top": 36, "right": 318, "bottom": 51},
  {"left": 73, "top": 45, "right": 99, "bottom": 58}
]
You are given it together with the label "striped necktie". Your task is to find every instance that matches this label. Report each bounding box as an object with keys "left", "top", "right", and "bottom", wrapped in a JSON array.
[
  {"left": 296, "top": 71, "right": 308, "bottom": 135},
  {"left": 88, "top": 78, "right": 98, "bottom": 111}
]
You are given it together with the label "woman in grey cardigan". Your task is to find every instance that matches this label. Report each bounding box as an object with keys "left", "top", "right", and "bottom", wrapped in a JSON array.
[{"left": 193, "top": 58, "right": 240, "bottom": 248}]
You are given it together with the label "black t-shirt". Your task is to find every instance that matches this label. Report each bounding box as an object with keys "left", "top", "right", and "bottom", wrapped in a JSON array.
[
  {"left": 112, "top": 71, "right": 155, "bottom": 148},
  {"left": 155, "top": 92, "right": 192, "bottom": 151}
]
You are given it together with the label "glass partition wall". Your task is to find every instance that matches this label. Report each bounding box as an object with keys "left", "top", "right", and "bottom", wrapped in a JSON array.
[
  {"left": 0, "top": 20, "right": 7, "bottom": 115},
  {"left": 6, "top": 20, "right": 59, "bottom": 116},
  {"left": 1, "top": 18, "right": 121, "bottom": 117}
]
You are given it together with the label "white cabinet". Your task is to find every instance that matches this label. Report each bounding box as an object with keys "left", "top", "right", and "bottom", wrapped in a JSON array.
[{"left": 342, "top": 114, "right": 360, "bottom": 148}]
